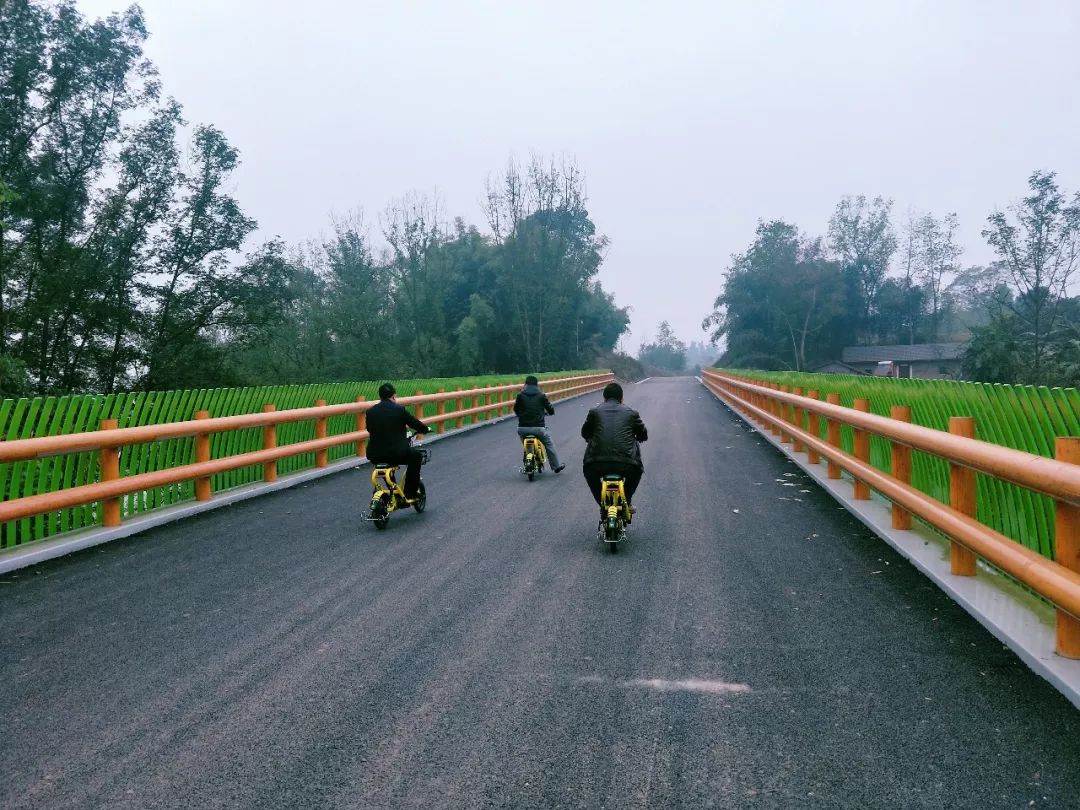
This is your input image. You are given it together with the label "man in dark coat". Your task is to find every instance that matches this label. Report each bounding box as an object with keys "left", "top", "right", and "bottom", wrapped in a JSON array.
[
  {"left": 581, "top": 382, "right": 648, "bottom": 507},
  {"left": 513, "top": 375, "right": 565, "bottom": 473},
  {"left": 365, "top": 383, "right": 431, "bottom": 498}
]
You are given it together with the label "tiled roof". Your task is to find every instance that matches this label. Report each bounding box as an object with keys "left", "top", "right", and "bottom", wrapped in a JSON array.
[{"left": 841, "top": 343, "right": 965, "bottom": 363}]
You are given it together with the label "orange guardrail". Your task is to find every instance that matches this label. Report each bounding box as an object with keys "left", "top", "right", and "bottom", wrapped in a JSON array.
[
  {"left": 0, "top": 372, "right": 613, "bottom": 530},
  {"left": 702, "top": 368, "right": 1080, "bottom": 660}
]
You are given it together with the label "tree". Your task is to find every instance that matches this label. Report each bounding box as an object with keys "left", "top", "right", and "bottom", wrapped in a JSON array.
[
  {"left": 982, "top": 170, "right": 1080, "bottom": 384},
  {"left": 0, "top": 0, "right": 159, "bottom": 392},
  {"left": 828, "top": 195, "right": 897, "bottom": 342},
  {"left": 382, "top": 193, "right": 450, "bottom": 376},
  {"left": 638, "top": 321, "right": 686, "bottom": 371},
  {"left": 139, "top": 126, "right": 257, "bottom": 389},
  {"left": 915, "top": 212, "right": 962, "bottom": 342},
  {"left": 704, "top": 221, "right": 849, "bottom": 371},
  {"left": 484, "top": 156, "right": 611, "bottom": 370}
]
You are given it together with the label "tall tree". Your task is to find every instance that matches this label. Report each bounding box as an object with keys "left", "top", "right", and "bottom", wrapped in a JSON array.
[
  {"left": 982, "top": 170, "right": 1080, "bottom": 384},
  {"left": 639, "top": 321, "right": 686, "bottom": 371},
  {"left": 915, "top": 211, "right": 962, "bottom": 342},
  {"left": 827, "top": 195, "right": 897, "bottom": 342},
  {"left": 484, "top": 156, "right": 610, "bottom": 370},
  {"left": 140, "top": 126, "right": 256, "bottom": 389},
  {"left": 704, "top": 221, "right": 848, "bottom": 371}
]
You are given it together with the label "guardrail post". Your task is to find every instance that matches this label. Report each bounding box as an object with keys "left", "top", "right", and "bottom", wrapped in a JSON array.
[
  {"left": 806, "top": 390, "right": 820, "bottom": 464},
  {"left": 768, "top": 385, "right": 781, "bottom": 437},
  {"left": 455, "top": 386, "right": 464, "bottom": 429},
  {"left": 949, "top": 416, "right": 978, "bottom": 576},
  {"left": 355, "top": 396, "right": 366, "bottom": 457},
  {"left": 792, "top": 387, "right": 805, "bottom": 453},
  {"left": 315, "top": 399, "right": 328, "bottom": 468},
  {"left": 779, "top": 386, "right": 792, "bottom": 444},
  {"left": 1054, "top": 437, "right": 1080, "bottom": 658},
  {"left": 825, "top": 393, "right": 842, "bottom": 479},
  {"left": 195, "top": 410, "right": 211, "bottom": 501},
  {"left": 414, "top": 390, "right": 424, "bottom": 424},
  {"left": 436, "top": 388, "right": 446, "bottom": 433},
  {"left": 890, "top": 405, "right": 912, "bottom": 529},
  {"left": 263, "top": 404, "right": 277, "bottom": 482},
  {"left": 99, "top": 419, "right": 121, "bottom": 527},
  {"left": 853, "top": 398, "right": 871, "bottom": 500},
  {"left": 487, "top": 385, "right": 496, "bottom": 419}
]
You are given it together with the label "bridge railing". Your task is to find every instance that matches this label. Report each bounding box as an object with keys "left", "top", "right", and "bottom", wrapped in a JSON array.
[
  {"left": 702, "top": 368, "right": 1080, "bottom": 660},
  {"left": 0, "top": 372, "right": 613, "bottom": 540}
]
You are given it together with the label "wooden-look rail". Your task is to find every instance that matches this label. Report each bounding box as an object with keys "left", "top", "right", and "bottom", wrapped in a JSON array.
[
  {"left": 702, "top": 368, "right": 1080, "bottom": 659},
  {"left": 0, "top": 373, "right": 613, "bottom": 529}
]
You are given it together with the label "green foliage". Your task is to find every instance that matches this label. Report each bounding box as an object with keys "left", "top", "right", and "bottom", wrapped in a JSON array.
[
  {"left": 708, "top": 172, "right": 1080, "bottom": 387},
  {"left": 0, "top": 2, "right": 629, "bottom": 395},
  {"left": 638, "top": 321, "right": 687, "bottom": 371},
  {"left": 717, "top": 367, "right": 1080, "bottom": 562},
  {"left": 0, "top": 369, "right": 599, "bottom": 548},
  {"left": 980, "top": 170, "right": 1080, "bottom": 385},
  {"left": 704, "top": 221, "right": 852, "bottom": 371}
]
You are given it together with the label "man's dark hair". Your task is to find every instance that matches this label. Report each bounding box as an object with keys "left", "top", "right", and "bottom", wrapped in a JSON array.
[
  {"left": 378, "top": 382, "right": 396, "bottom": 400},
  {"left": 603, "top": 382, "right": 623, "bottom": 402},
  {"left": 525, "top": 375, "right": 538, "bottom": 386}
]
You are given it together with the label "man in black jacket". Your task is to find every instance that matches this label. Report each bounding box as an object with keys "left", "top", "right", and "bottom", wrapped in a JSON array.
[
  {"left": 366, "top": 383, "right": 431, "bottom": 499},
  {"left": 581, "top": 382, "right": 648, "bottom": 508},
  {"left": 513, "top": 375, "right": 565, "bottom": 473}
]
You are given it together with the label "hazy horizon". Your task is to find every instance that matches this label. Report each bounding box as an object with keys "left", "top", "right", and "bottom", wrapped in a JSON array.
[{"left": 75, "top": 0, "right": 1080, "bottom": 356}]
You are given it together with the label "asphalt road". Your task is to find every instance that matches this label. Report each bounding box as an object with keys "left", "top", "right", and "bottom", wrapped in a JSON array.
[{"left": 2, "top": 377, "right": 1079, "bottom": 809}]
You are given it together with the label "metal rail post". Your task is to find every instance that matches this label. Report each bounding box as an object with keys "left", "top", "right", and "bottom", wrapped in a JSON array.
[
  {"left": 853, "top": 399, "right": 871, "bottom": 500},
  {"left": 262, "top": 404, "right": 277, "bottom": 482},
  {"left": 99, "top": 419, "right": 121, "bottom": 527},
  {"left": 1055, "top": 437, "right": 1080, "bottom": 657},
  {"left": 806, "top": 390, "right": 820, "bottom": 464},
  {"left": 315, "top": 399, "right": 328, "bottom": 468},
  {"left": 825, "top": 393, "right": 842, "bottom": 479},
  {"left": 195, "top": 410, "right": 211, "bottom": 501},
  {"left": 890, "top": 405, "right": 912, "bottom": 529},
  {"left": 355, "top": 396, "right": 366, "bottom": 457},
  {"left": 949, "top": 417, "right": 978, "bottom": 576}
]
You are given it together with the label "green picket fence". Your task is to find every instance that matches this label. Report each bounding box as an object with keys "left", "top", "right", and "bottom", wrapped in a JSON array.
[
  {"left": 0, "top": 370, "right": 599, "bottom": 549},
  {"left": 715, "top": 368, "right": 1080, "bottom": 561}
]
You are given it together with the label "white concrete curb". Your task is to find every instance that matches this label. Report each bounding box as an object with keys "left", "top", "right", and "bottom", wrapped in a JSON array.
[
  {"left": 699, "top": 376, "right": 1080, "bottom": 712},
  {"left": 0, "top": 386, "right": 604, "bottom": 574}
]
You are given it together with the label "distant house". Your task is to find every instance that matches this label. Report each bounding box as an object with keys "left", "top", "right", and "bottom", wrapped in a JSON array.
[
  {"left": 840, "top": 343, "right": 965, "bottom": 379},
  {"left": 812, "top": 361, "right": 868, "bottom": 375}
]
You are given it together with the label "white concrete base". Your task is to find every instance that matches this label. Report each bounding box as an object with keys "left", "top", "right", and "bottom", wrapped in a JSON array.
[
  {"left": 700, "top": 378, "right": 1080, "bottom": 712},
  {"left": 0, "top": 388, "right": 602, "bottom": 574}
]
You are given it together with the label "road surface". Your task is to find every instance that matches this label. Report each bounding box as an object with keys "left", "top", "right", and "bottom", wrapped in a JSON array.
[{"left": 2, "top": 377, "right": 1079, "bottom": 808}]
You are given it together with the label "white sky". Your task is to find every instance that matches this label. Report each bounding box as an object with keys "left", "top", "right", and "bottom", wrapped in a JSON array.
[{"left": 78, "top": 0, "right": 1080, "bottom": 355}]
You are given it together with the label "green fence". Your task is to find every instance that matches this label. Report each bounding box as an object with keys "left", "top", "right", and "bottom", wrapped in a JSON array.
[
  {"left": 0, "top": 370, "right": 599, "bottom": 549},
  {"left": 715, "top": 368, "right": 1080, "bottom": 561}
]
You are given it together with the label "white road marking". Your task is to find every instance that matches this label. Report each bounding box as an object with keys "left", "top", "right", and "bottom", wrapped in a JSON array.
[
  {"left": 577, "top": 675, "right": 751, "bottom": 695},
  {"left": 627, "top": 678, "right": 751, "bottom": 694}
]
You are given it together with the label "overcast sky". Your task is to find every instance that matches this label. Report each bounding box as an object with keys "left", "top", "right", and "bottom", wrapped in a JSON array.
[{"left": 78, "top": 0, "right": 1080, "bottom": 354}]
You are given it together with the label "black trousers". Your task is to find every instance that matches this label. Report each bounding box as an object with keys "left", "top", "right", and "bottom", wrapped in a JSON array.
[
  {"left": 583, "top": 462, "right": 642, "bottom": 507},
  {"left": 371, "top": 448, "right": 425, "bottom": 498}
]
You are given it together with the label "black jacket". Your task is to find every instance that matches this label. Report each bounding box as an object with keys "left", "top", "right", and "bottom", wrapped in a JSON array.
[
  {"left": 581, "top": 399, "right": 648, "bottom": 470},
  {"left": 514, "top": 384, "right": 555, "bottom": 428},
  {"left": 365, "top": 399, "right": 430, "bottom": 463}
]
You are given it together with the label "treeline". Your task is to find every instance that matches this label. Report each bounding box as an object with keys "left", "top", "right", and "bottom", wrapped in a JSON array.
[
  {"left": 0, "top": 1, "right": 628, "bottom": 398},
  {"left": 704, "top": 172, "right": 1080, "bottom": 387}
]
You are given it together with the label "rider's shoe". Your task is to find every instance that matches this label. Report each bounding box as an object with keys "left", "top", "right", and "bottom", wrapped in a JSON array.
[
  {"left": 553, "top": 464, "right": 566, "bottom": 474},
  {"left": 629, "top": 505, "right": 637, "bottom": 514}
]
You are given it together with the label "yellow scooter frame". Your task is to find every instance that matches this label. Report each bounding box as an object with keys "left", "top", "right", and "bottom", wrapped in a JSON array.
[
  {"left": 598, "top": 476, "right": 631, "bottom": 552},
  {"left": 521, "top": 434, "right": 547, "bottom": 481}
]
